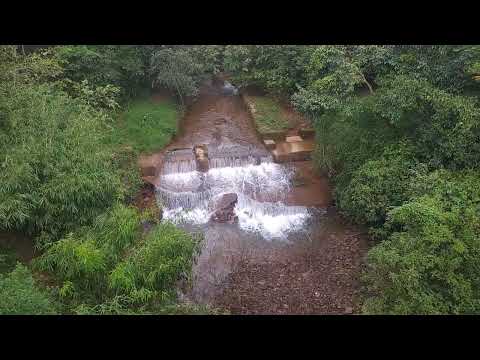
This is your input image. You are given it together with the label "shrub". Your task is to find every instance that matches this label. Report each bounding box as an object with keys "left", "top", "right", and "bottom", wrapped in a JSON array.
[
  {"left": 92, "top": 204, "right": 142, "bottom": 263},
  {"left": 363, "top": 171, "right": 480, "bottom": 314},
  {"left": 36, "top": 234, "right": 107, "bottom": 292},
  {"left": 224, "top": 45, "right": 313, "bottom": 95},
  {"left": 109, "top": 222, "right": 200, "bottom": 297},
  {"left": 0, "top": 263, "right": 57, "bottom": 315},
  {"left": 337, "top": 143, "right": 417, "bottom": 226},
  {"left": 53, "top": 45, "right": 147, "bottom": 100},
  {"left": 35, "top": 204, "right": 142, "bottom": 293},
  {"left": 0, "top": 83, "right": 123, "bottom": 239}
]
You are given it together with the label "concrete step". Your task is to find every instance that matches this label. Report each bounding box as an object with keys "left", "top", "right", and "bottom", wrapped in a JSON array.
[{"left": 272, "top": 140, "right": 315, "bottom": 163}]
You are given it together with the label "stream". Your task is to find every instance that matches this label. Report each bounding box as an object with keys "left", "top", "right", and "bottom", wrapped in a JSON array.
[{"left": 153, "top": 78, "right": 367, "bottom": 314}]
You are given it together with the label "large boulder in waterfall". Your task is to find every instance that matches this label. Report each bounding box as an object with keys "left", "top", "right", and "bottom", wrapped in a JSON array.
[
  {"left": 194, "top": 145, "right": 209, "bottom": 172},
  {"left": 210, "top": 193, "right": 238, "bottom": 223}
]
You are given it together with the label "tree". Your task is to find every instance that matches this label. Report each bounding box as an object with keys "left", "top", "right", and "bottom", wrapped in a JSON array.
[
  {"left": 292, "top": 45, "right": 392, "bottom": 116},
  {"left": 150, "top": 47, "right": 205, "bottom": 106},
  {"left": 363, "top": 171, "right": 480, "bottom": 314}
]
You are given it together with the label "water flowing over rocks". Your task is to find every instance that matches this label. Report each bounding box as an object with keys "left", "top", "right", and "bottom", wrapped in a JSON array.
[
  {"left": 210, "top": 193, "right": 238, "bottom": 223},
  {"left": 148, "top": 78, "right": 367, "bottom": 313}
]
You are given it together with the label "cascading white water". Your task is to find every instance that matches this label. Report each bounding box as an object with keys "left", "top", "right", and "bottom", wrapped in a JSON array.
[
  {"left": 209, "top": 156, "right": 258, "bottom": 169},
  {"left": 162, "top": 159, "right": 198, "bottom": 174},
  {"left": 156, "top": 153, "right": 311, "bottom": 240}
]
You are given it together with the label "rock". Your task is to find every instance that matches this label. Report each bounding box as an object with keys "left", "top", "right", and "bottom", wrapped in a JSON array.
[
  {"left": 222, "top": 81, "right": 238, "bottom": 96},
  {"left": 286, "top": 135, "right": 303, "bottom": 143},
  {"left": 264, "top": 139, "right": 276, "bottom": 150},
  {"left": 210, "top": 193, "right": 238, "bottom": 223},
  {"left": 194, "top": 145, "right": 209, "bottom": 172},
  {"left": 344, "top": 306, "right": 354, "bottom": 314}
]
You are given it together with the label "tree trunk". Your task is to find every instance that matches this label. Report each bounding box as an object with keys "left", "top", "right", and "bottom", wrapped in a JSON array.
[{"left": 360, "top": 72, "right": 374, "bottom": 94}]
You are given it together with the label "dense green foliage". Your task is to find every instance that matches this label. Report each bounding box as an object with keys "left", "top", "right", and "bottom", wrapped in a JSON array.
[
  {"left": 364, "top": 170, "right": 480, "bottom": 314},
  {"left": 36, "top": 205, "right": 199, "bottom": 313},
  {"left": 0, "top": 45, "right": 199, "bottom": 314},
  {"left": 149, "top": 45, "right": 224, "bottom": 105},
  {"left": 225, "top": 45, "right": 480, "bottom": 314},
  {"left": 109, "top": 222, "right": 199, "bottom": 298},
  {"left": 53, "top": 45, "right": 148, "bottom": 101},
  {"left": 0, "top": 48, "right": 125, "bottom": 241},
  {"left": 0, "top": 263, "right": 57, "bottom": 314},
  {"left": 2, "top": 44, "right": 480, "bottom": 315},
  {"left": 224, "top": 45, "right": 314, "bottom": 95}
]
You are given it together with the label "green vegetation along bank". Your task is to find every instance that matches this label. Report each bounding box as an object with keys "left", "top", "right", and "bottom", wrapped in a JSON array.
[{"left": 2, "top": 45, "right": 480, "bottom": 315}]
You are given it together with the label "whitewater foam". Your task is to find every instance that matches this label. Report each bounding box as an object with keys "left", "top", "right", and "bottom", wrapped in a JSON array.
[{"left": 156, "top": 157, "right": 311, "bottom": 240}]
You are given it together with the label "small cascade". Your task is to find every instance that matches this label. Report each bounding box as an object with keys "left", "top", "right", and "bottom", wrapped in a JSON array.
[
  {"left": 222, "top": 81, "right": 239, "bottom": 96},
  {"left": 209, "top": 155, "right": 259, "bottom": 169},
  {"left": 157, "top": 187, "right": 213, "bottom": 209},
  {"left": 234, "top": 194, "right": 310, "bottom": 239},
  {"left": 162, "top": 159, "right": 197, "bottom": 174},
  {"left": 208, "top": 144, "right": 272, "bottom": 169},
  {"left": 162, "top": 149, "right": 197, "bottom": 174},
  {"left": 156, "top": 144, "right": 312, "bottom": 239}
]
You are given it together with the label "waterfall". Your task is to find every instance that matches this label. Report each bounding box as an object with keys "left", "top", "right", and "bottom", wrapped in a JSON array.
[
  {"left": 162, "top": 149, "right": 197, "bottom": 174},
  {"left": 162, "top": 159, "right": 197, "bottom": 174},
  {"left": 156, "top": 145, "right": 311, "bottom": 239}
]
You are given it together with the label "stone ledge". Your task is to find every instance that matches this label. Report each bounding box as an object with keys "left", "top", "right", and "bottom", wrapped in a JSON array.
[{"left": 264, "top": 139, "right": 276, "bottom": 150}]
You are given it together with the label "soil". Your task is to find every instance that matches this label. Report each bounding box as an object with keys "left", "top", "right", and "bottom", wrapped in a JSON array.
[
  {"left": 150, "top": 88, "right": 175, "bottom": 104},
  {"left": 133, "top": 183, "right": 158, "bottom": 212},
  {"left": 214, "top": 211, "right": 369, "bottom": 315}
]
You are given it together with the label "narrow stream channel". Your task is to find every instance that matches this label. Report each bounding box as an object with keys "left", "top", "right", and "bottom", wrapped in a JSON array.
[{"left": 154, "top": 78, "right": 367, "bottom": 314}]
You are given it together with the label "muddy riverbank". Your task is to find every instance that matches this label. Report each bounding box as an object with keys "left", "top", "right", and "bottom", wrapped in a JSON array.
[{"left": 214, "top": 208, "right": 368, "bottom": 314}]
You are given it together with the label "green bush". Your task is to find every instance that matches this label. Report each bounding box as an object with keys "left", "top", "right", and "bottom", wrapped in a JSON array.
[
  {"left": 0, "top": 246, "right": 18, "bottom": 274},
  {"left": 109, "top": 222, "right": 200, "bottom": 297},
  {"left": 53, "top": 45, "right": 147, "bottom": 100},
  {"left": 363, "top": 171, "right": 480, "bottom": 314},
  {"left": 92, "top": 204, "right": 142, "bottom": 263},
  {"left": 224, "top": 45, "right": 313, "bottom": 95},
  {"left": 35, "top": 204, "right": 142, "bottom": 292},
  {"left": 0, "top": 83, "right": 123, "bottom": 240},
  {"left": 36, "top": 234, "right": 108, "bottom": 292},
  {"left": 36, "top": 208, "right": 199, "bottom": 312},
  {"left": 337, "top": 143, "right": 417, "bottom": 226},
  {"left": 0, "top": 263, "right": 57, "bottom": 315}
]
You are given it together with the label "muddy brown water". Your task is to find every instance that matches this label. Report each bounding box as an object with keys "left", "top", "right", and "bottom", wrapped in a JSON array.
[{"left": 152, "top": 80, "right": 368, "bottom": 314}]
